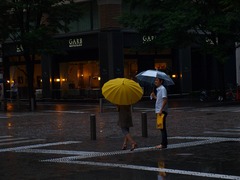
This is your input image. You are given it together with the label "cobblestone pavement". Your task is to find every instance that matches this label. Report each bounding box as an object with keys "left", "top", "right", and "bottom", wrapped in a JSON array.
[{"left": 0, "top": 98, "right": 239, "bottom": 180}]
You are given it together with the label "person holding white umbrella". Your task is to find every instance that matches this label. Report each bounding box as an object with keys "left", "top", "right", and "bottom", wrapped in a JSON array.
[{"left": 150, "top": 77, "right": 169, "bottom": 149}]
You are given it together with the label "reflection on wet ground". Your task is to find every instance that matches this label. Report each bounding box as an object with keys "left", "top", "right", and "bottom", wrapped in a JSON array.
[{"left": 0, "top": 99, "right": 239, "bottom": 179}]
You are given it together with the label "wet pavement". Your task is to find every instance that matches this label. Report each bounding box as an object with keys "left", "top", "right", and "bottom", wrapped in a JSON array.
[{"left": 0, "top": 97, "right": 240, "bottom": 179}]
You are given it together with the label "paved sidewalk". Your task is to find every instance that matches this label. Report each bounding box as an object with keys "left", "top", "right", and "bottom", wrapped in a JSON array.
[{"left": 0, "top": 98, "right": 239, "bottom": 179}]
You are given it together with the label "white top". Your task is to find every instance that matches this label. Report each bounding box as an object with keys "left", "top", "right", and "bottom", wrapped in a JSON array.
[{"left": 155, "top": 85, "right": 168, "bottom": 113}]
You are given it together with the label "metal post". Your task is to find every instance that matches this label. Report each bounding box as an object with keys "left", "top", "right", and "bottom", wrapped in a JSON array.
[
  {"left": 30, "top": 98, "right": 34, "bottom": 111},
  {"left": 90, "top": 114, "right": 96, "bottom": 140},
  {"left": 17, "top": 92, "right": 20, "bottom": 110},
  {"left": 3, "top": 99, "right": 7, "bottom": 112},
  {"left": 99, "top": 98, "right": 103, "bottom": 113},
  {"left": 141, "top": 112, "right": 148, "bottom": 137}
]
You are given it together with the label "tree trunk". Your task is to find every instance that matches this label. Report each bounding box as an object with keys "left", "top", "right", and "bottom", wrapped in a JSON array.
[{"left": 25, "top": 54, "right": 36, "bottom": 111}]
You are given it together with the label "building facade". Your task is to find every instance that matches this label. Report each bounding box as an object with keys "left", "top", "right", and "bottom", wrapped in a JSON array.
[{"left": 2, "top": 0, "right": 237, "bottom": 100}]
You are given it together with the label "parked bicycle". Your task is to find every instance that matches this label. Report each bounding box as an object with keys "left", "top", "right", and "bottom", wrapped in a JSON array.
[
  {"left": 199, "top": 89, "right": 223, "bottom": 102},
  {"left": 225, "top": 84, "right": 238, "bottom": 101},
  {"left": 200, "top": 84, "right": 239, "bottom": 102}
]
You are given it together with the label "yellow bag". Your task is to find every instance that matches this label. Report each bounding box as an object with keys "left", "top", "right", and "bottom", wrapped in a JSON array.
[{"left": 156, "top": 114, "right": 164, "bottom": 129}]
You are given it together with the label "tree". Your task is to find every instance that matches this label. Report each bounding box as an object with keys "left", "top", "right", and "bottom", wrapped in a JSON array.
[
  {"left": 120, "top": 0, "right": 240, "bottom": 97},
  {"left": 0, "top": 0, "right": 84, "bottom": 110}
]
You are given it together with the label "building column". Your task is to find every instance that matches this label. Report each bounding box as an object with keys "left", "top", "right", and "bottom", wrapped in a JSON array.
[
  {"left": 178, "top": 47, "right": 192, "bottom": 93},
  {"left": 97, "top": 0, "right": 124, "bottom": 86},
  {"left": 236, "top": 45, "right": 240, "bottom": 85},
  {"left": 99, "top": 31, "right": 124, "bottom": 85}
]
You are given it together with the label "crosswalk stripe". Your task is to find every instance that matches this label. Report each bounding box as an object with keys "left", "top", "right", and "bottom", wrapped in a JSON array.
[
  {"left": 0, "top": 139, "right": 45, "bottom": 146},
  {"left": 194, "top": 107, "right": 240, "bottom": 112},
  {"left": 0, "top": 137, "right": 28, "bottom": 143},
  {"left": 0, "top": 136, "right": 12, "bottom": 139},
  {"left": 221, "top": 128, "right": 240, "bottom": 132},
  {"left": 204, "top": 131, "right": 240, "bottom": 135},
  {"left": 40, "top": 136, "right": 240, "bottom": 179},
  {"left": 16, "top": 149, "right": 97, "bottom": 156},
  {"left": 0, "top": 141, "right": 80, "bottom": 152},
  {"left": 43, "top": 160, "right": 240, "bottom": 180},
  {"left": 0, "top": 116, "right": 8, "bottom": 119},
  {"left": 41, "top": 137, "right": 240, "bottom": 162},
  {"left": 0, "top": 135, "right": 238, "bottom": 179},
  {"left": 44, "top": 110, "right": 87, "bottom": 114}
]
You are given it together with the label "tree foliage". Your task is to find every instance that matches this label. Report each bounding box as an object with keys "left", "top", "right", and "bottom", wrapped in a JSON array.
[
  {"left": 0, "top": 0, "right": 84, "bottom": 52},
  {"left": 0, "top": 0, "right": 84, "bottom": 110},
  {"left": 121, "top": 0, "right": 240, "bottom": 63},
  {"left": 121, "top": 0, "right": 240, "bottom": 96}
]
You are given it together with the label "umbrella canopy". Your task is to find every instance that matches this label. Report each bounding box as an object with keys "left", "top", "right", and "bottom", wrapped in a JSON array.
[
  {"left": 136, "top": 70, "right": 175, "bottom": 86},
  {"left": 102, "top": 78, "right": 143, "bottom": 105}
]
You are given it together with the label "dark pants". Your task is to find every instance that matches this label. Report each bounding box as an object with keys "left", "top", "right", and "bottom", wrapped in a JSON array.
[{"left": 160, "top": 111, "right": 168, "bottom": 146}]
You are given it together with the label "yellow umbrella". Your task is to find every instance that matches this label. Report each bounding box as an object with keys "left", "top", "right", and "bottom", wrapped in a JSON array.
[{"left": 102, "top": 78, "right": 143, "bottom": 105}]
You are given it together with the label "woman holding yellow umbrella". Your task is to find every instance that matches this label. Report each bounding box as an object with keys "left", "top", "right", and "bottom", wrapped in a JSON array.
[
  {"left": 117, "top": 105, "right": 137, "bottom": 151},
  {"left": 102, "top": 78, "right": 143, "bottom": 151}
]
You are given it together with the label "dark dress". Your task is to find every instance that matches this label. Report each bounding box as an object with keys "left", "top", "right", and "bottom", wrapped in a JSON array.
[{"left": 117, "top": 105, "right": 133, "bottom": 128}]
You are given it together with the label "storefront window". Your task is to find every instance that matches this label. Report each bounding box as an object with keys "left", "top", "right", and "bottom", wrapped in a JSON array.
[
  {"left": 59, "top": 60, "right": 100, "bottom": 90},
  {"left": 8, "top": 62, "right": 42, "bottom": 99},
  {"left": 124, "top": 59, "right": 138, "bottom": 80},
  {"left": 155, "top": 58, "right": 172, "bottom": 73}
]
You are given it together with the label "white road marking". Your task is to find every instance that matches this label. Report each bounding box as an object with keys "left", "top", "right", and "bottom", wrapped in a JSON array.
[
  {"left": 43, "top": 110, "right": 87, "bottom": 114},
  {"left": 221, "top": 128, "right": 240, "bottom": 132},
  {"left": 40, "top": 137, "right": 240, "bottom": 162},
  {"left": 203, "top": 127, "right": 240, "bottom": 135},
  {"left": 170, "top": 136, "right": 240, "bottom": 141},
  {"left": 0, "top": 136, "right": 239, "bottom": 179},
  {"left": 0, "top": 136, "right": 13, "bottom": 139},
  {"left": 39, "top": 136, "right": 240, "bottom": 179},
  {"left": 0, "top": 139, "right": 45, "bottom": 146},
  {"left": 69, "top": 161, "right": 240, "bottom": 180},
  {"left": 195, "top": 107, "right": 240, "bottom": 112},
  {"left": 0, "top": 137, "right": 28, "bottom": 143},
  {"left": 3, "top": 113, "right": 52, "bottom": 117},
  {"left": 0, "top": 115, "right": 8, "bottom": 119},
  {"left": 0, "top": 141, "right": 80, "bottom": 152},
  {"left": 16, "top": 149, "right": 98, "bottom": 156},
  {"left": 204, "top": 131, "right": 240, "bottom": 135},
  {"left": 42, "top": 160, "right": 240, "bottom": 180}
]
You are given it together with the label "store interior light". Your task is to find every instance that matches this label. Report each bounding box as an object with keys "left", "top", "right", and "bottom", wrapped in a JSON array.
[{"left": 172, "top": 74, "right": 177, "bottom": 78}]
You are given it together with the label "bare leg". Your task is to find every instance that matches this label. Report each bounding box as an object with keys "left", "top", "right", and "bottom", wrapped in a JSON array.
[
  {"left": 126, "top": 133, "right": 137, "bottom": 151},
  {"left": 122, "top": 136, "right": 128, "bottom": 150}
]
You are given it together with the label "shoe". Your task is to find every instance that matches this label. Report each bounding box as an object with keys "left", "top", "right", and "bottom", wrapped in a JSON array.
[
  {"left": 121, "top": 144, "right": 127, "bottom": 150},
  {"left": 155, "top": 144, "right": 167, "bottom": 149},
  {"left": 130, "top": 143, "right": 137, "bottom": 151}
]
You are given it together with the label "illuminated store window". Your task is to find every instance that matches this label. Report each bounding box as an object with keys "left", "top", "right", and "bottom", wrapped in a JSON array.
[
  {"left": 124, "top": 59, "right": 138, "bottom": 80},
  {"left": 59, "top": 61, "right": 100, "bottom": 90}
]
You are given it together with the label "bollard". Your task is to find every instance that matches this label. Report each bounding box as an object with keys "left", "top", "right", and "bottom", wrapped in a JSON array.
[
  {"left": 99, "top": 98, "right": 103, "bottom": 113},
  {"left": 141, "top": 112, "right": 148, "bottom": 137},
  {"left": 90, "top": 114, "right": 96, "bottom": 140},
  {"left": 30, "top": 98, "right": 35, "bottom": 111},
  {"left": 3, "top": 99, "right": 7, "bottom": 112},
  {"left": 17, "top": 93, "right": 20, "bottom": 110}
]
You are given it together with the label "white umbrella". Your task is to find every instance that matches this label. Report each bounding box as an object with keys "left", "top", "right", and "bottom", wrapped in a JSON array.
[{"left": 136, "top": 70, "right": 175, "bottom": 86}]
